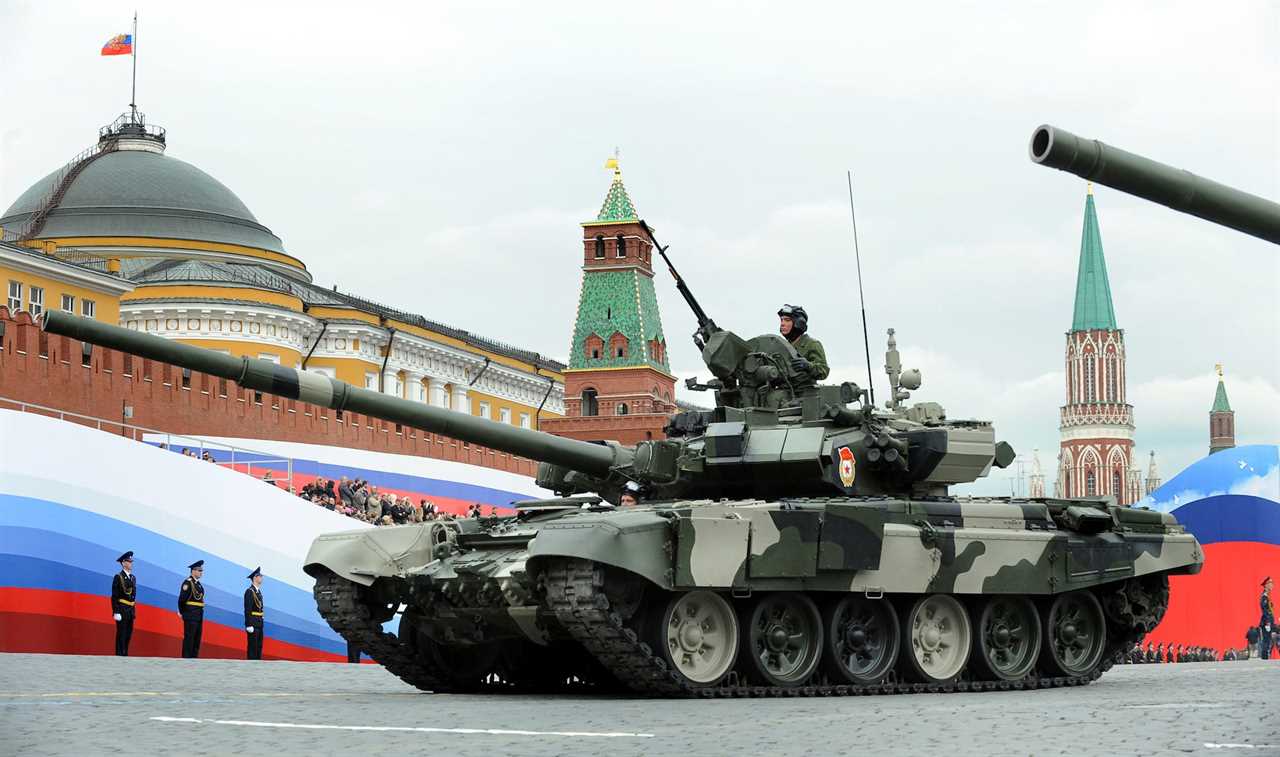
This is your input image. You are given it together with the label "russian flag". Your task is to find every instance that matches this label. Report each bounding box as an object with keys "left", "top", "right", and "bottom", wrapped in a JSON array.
[{"left": 101, "top": 34, "right": 133, "bottom": 56}]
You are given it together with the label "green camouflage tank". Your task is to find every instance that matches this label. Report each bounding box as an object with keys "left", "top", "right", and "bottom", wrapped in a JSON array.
[{"left": 44, "top": 216, "right": 1203, "bottom": 697}]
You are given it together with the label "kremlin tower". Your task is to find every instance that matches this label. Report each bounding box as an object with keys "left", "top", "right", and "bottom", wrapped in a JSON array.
[
  {"left": 1209, "top": 365, "right": 1236, "bottom": 454},
  {"left": 540, "top": 159, "right": 677, "bottom": 444},
  {"left": 1057, "top": 188, "right": 1136, "bottom": 503}
]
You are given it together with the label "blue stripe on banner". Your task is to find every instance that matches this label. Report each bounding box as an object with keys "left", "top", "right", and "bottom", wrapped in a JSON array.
[
  {"left": 0, "top": 554, "right": 344, "bottom": 655},
  {"left": 160, "top": 445, "right": 531, "bottom": 507},
  {"left": 1171, "top": 494, "right": 1280, "bottom": 547},
  {"left": 0, "top": 494, "right": 343, "bottom": 651}
]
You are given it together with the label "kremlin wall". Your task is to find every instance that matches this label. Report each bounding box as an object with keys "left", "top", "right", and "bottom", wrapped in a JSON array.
[{"left": 0, "top": 110, "right": 1275, "bottom": 662}]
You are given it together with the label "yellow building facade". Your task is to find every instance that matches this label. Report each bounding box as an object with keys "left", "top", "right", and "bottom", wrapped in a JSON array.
[{"left": 0, "top": 114, "right": 564, "bottom": 422}]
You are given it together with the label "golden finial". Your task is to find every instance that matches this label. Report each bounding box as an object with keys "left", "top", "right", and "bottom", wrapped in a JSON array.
[
  {"left": 604, "top": 147, "right": 620, "bottom": 175},
  {"left": 1216, "top": 363, "right": 1223, "bottom": 377},
  {"left": 1087, "top": 182, "right": 1093, "bottom": 196}
]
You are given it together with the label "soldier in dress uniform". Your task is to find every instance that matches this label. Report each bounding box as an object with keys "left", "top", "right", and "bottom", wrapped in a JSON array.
[
  {"left": 178, "top": 560, "right": 206, "bottom": 658},
  {"left": 244, "top": 567, "right": 265, "bottom": 660},
  {"left": 110, "top": 551, "right": 137, "bottom": 656},
  {"left": 1261, "top": 576, "right": 1275, "bottom": 660}
]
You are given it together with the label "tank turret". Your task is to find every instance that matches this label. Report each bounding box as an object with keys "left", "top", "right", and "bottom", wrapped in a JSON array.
[
  {"left": 1029, "top": 124, "right": 1280, "bottom": 245},
  {"left": 43, "top": 308, "right": 1013, "bottom": 503}
]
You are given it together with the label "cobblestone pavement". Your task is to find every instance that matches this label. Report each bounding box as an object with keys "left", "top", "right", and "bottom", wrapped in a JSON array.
[{"left": 0, "top": 653, "right": 1276, "bottom": 757}]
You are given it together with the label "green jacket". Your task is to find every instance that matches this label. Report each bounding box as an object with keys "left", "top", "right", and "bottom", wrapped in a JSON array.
[{"left": 790, "top": 333, "right": 829, "bottom": 381}]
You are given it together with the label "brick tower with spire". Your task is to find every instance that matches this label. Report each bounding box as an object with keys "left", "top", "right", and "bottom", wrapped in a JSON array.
[
  {"left": 1057, "top": 188, "right": 1136, "bottom": 503},
  {"left": 540, "top": 159, "right": 677, "bottom": 445},
  {"left": 1209, "top": 365, "right": 1235, "bottom": 454}
]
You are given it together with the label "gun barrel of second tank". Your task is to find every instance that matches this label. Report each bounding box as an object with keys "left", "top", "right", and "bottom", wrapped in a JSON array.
[
  {"left": 41, "top": 311, "right": 617, "bottom": 475},
  {"left": 1029, "top": 124, "right": 1280, "bottom": 245}
]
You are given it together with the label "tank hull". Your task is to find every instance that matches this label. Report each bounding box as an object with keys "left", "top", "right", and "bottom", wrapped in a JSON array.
[{"left": 305, "top": 495, "right": 1200, "bottom": 696}]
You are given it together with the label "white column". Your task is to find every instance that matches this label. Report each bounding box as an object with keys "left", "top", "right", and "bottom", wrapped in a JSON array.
[
  {"left": 405, "top": 370, "right": 424, "bottom": 402},
  {"left": 428, "top": 377, "right": 448, "bottom": 407},
  {"left": 383, "top": 369, "right": 401, "bottom": 397},
  {"left": 451, "top": 384, "right": 470, "bottom": 414}
]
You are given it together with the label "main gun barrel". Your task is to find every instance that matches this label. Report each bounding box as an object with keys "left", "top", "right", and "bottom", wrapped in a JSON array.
[
  {"left": 41, "top": 311, "right": 618, "bottom": 475},
  {"left": 1029, "top": 124, "right": 1280, "bottom": 245}
]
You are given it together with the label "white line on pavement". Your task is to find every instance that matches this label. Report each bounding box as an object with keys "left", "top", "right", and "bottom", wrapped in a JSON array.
[
  {"left": 150, "top": 717, "right": 654, "bottom": 739},
  {"left": 1121, "top": 703, "right": 1231, "bottom": 709},
  {"left": 1204, "top": 744, "right": 1279, "bottom": 750}
]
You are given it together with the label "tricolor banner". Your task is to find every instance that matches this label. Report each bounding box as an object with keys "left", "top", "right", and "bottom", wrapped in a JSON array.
[{"left": 101, "top": 34, "right": 133, "bottom": 56}]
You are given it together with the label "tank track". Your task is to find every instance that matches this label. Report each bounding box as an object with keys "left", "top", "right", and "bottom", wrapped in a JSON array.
[
  {"left": 542, "top": 558, "right": 1158, "bottom": 699},
  {"left": 312, "top": 571, "right": 453, "bottom": 692}
]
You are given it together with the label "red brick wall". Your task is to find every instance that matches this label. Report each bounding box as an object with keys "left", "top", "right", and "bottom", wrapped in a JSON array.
[{"left": 0, "top": 307, "right": 536, "bottom": 476}]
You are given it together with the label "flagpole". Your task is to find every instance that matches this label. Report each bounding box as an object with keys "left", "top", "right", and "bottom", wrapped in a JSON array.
[{"left": 130, "top": 11, "right": 138, "bottom": 121}]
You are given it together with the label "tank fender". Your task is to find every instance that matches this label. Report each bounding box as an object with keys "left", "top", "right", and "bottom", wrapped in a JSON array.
[
  {"left": 304, "top": 523, "right": 451, "bottom": 586},
  {"left": 526, "top": 517, "right": 674, "bottom": 590}
]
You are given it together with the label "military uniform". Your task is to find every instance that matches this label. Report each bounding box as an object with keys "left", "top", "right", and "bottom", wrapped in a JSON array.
[
  {"left": 178, "top": 560, "right": 206, "bottom": 658},
  {"left": 1260, "top": 580, "right": 1275, "bottom": 660},
  {"left": 110, "top": 551, "right": 137, "bottom": 656},
  {"left": 788, "top": 333, "right": 830, "bottom": 382},
  {"left": 244, "top": 567, "right": 265, "bottom": 660}
]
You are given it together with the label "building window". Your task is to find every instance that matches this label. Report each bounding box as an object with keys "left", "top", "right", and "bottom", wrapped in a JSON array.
[
  {"left": 365, "top": 372, "right": 378, "bottom": 390},
  {"left": 6, "top": 281, "right": 21, "bottom": 312},
  {"left": 1112, "top": 469, "right": 1122, "bottom": 498},
  {"left": 519, "top": 412, "right": 531, "bottom": 429},
  {"left": 258, "top": 353, "right": 280, "bottom": 364},
  {"left": 616, "top": 234, "right": 626, "bottom": 258},
  {"left": 61, "top": 294, "right": 75, "bottom": 313},
  {"left": 499, "top": 407, "right": 511, "bottom": 424},
  {"left": 81, "top": 299, "right": 96, "bottom": 319},
  {"left": 581, "top": 388, "right": 599, "bottom": 416},
  {"left": 1085, "top": 469, "right": 1096, "bottom": 496},
  {"left": 478, "top": 401, "right": 491, "bottom": 419},
  {"left": 616, "top": 402, "right": 629, "bottom": 415},
  {"left": 594, "top": 235, "right": 605, "bottom": 259},
  {"left": 1083, "top": 355, "right": 1096, "bottom": 403},
  {"left": 28, "top": 286, "right": 43, "bottom": 317}
]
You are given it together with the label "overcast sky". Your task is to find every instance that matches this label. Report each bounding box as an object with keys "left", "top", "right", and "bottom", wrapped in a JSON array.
[{"left": 3, "top": 1, "right": 1277, "bottom": 494}]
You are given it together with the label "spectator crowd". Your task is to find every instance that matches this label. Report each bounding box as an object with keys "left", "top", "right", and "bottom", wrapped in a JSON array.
[{"left": 291, "top": 476, "right": 501, "bottom": 526}]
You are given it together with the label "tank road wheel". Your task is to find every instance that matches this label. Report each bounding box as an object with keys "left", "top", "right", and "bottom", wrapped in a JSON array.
[
  {"left": 1040, "top": 591, "right": 1107, "bottom": 677},
  {"left": 969, "top": 596, "right": 1042, "bottom": 681},
  {"left": 821, "top": 595, "right": 900, "bottom": 685},
  {"left": 899, "top": 594, "right": 972, "bottom": 684},
  {"left": 742, "top": 593, "right": 824, "bottom": 686},
  {"left": 653, "top": 590, "right": 739, "bottom": 688}
]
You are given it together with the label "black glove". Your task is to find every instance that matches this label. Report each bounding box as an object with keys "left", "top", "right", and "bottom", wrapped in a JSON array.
[{"left": 790, "top": 357, "right": 811, "bottom": 373}]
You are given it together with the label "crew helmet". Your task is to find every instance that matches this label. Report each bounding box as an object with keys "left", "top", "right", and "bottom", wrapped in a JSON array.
[{"left": 777, "top": 304, "right": 809, "bottom": 335}]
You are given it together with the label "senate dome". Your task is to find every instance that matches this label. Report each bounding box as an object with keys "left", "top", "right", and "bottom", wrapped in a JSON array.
[{"left": 0, "top": 115, "right": 305, "bottom": 280}]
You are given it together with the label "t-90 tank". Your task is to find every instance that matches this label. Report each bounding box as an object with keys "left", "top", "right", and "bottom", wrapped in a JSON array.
[{"left": 43, "top": 282, "right": 1201, "bottom": 696}]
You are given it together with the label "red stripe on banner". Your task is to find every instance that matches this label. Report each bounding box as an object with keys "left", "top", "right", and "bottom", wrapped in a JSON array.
[
  {"left": 101, "top": 47, "right": 132, "bottom": 56},
  {"left": 1145, "top": 541, "right": 1280, "bottom": 653},
  {"left": 0, "top": 588, "right": 344, "bottom": 661}
]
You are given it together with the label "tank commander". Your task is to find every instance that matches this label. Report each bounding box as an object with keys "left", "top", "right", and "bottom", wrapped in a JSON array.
[
  {"left": 620, "top": 482, "right": 642, "bottom": 507},
  {"left": 178, "top": 559, "right": 206, "bottom": 658},
  {"left": 244, "top": 566, "right": 265, "bottom": 660},
  {"left": 777, "top": 304, "right": 829, "bottom": 382},
  {"left": 110, "top": 550, "right": 137, "bottom": 656}
]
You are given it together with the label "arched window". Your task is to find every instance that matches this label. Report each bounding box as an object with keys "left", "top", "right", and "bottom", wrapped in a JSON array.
[
  {"left": 1112, "top": 469, "right": 1122, "bottom": 499},
  {"left": 616, "top": 234, "right": 626, "bottom": 258},
  {"left": 1065, "top": 471, "right": 1072, "bottom": 495},
  {"left": 581, "top": 388, "right": 598, "bottom": 416},
  {"left": 594, "top": 235, "right": 605, "bottom": 259},
  {"left": 1086, "top": 468, "right": 1096, "bottom": 495},
  {"left": 1084, "top": 354, "right": 1096, "bottom": 403},
  {"left": 1106, "top": 354, "right": 1117, "bottom": 402},
  {"left": 616, "top": 402, "right": 629, "bottom": 415}
]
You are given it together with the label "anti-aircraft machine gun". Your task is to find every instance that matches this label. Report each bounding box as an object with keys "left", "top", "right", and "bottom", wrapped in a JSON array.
[{"left": 42, "top": 211, "right": 1201, "bottom": 698}]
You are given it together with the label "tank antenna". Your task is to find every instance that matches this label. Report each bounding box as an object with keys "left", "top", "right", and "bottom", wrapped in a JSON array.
[{"left": 846, "top": 170, "right": 875, "bottom": 406}]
